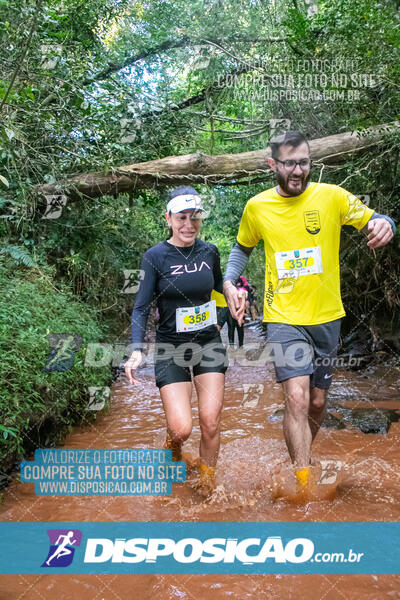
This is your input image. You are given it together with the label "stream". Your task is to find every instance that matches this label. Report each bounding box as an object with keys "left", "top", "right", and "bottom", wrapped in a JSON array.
[{"left": 1, "top": 326, "right": 399, "bottom": 599}]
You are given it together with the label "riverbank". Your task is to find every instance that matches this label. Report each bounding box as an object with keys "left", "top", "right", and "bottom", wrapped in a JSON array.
[{"left": 0, "top": 259, "right": 111, "bottom": 485}]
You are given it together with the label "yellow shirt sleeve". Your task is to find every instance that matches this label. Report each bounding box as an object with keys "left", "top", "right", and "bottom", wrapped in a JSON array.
[
  {"left": 339, "top": 187, "right": 375, "bottom": 230},
  {"left": 211, "top": 289, "right": 227, "bottom": 308},
  {"left": 237, "top": 201, "right": 262, "bottom": 247}
]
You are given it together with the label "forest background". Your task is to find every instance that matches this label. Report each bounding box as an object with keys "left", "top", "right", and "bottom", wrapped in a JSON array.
[{"left": 0, "top": 0, "right": 399, "bottom": 477}]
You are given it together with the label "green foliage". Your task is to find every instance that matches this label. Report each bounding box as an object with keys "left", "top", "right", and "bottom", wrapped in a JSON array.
[
  {"left": 0, "top": 0, "right": 398, "bottom": 311},
  {"left": 0, "top": 258, "right": 110, "bottom": 465},
  {"left": 0, "top": 245, "right": 36, "bottom": 267},
  {"left": 0, "top": 0, "right": 399, "bottom": 471}
]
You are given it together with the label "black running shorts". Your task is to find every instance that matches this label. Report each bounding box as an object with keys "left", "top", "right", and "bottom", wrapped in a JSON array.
[{"left": 154, "top": 334, "right": 228, "bottom": 389}]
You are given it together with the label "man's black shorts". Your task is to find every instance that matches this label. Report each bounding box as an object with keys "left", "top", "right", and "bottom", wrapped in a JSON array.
[
  {"left": 266, "top": 318, "right": 342, "bottom": 389},
  {"left": 154, "top": 333, "right": 228, "bottom": 389}
]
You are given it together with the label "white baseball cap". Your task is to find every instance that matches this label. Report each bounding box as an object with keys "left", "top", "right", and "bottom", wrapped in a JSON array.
[{"left": 166, "top": 194, "right": 204, "bottom": 214}]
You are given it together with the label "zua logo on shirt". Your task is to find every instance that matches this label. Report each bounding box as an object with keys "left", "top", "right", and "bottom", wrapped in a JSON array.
[
  {"left": 83, "top": 536, "right": 314, "bottom": 564},
  {"left": 41, "top": 529, "right": 82, "bottom": 567},
  {"left": 170, "top": 262, "right": 211, "bottom": 275}
]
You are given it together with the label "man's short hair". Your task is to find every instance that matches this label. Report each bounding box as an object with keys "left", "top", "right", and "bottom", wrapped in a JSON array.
[{"left": 270, "top": 130, "right": 309, "bottom": 160}]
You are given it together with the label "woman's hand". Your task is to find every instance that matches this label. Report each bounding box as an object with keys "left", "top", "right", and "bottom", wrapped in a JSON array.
[{"left": 124, "top": 350, "right": 142, "bottom": 384}]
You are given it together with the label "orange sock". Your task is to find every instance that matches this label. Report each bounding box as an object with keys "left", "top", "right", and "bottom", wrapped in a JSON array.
[
  {"left": 165, "top": 432, "right": 182, "bottom": 461},
  {"left": 295, "top": 467, "right": 311, "bottom": 488},
  {"left": 200, "top": 463, "right": 216, "bottom": 489}
]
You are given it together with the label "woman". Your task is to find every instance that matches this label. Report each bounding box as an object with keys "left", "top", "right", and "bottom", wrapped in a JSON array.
[{"left": 125, "top": 186, "right": 228, "bottom": 493}]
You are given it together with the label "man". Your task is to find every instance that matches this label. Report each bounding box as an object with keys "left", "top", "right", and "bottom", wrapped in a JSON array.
[{"left": 223, "top": 130, "right": 396, "bottom": 489}]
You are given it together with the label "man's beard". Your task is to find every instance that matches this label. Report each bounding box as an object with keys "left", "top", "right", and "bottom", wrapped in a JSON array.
[{"left": 276, "top": 170, "right": 310, "bottom": 196}]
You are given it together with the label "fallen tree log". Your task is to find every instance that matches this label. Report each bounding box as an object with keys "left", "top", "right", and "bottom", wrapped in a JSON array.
[{"left": 37, "top": 122, "right": 399, "bottom": 201}]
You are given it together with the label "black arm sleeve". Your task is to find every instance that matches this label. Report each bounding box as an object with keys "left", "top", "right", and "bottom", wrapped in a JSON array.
[
  {"left": 211, "top": 244, "right": 224, "bottom": 294},
  {"left": 131, "top": 251, "right": 158, "bottom": 349},
  {"left": 237, "top": 242, "right": 255, "bottom": 256}
]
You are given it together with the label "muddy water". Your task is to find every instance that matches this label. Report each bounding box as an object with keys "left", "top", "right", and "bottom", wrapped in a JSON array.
[{"left": 1, "top": 327, "right": 400, "bottom": 599}]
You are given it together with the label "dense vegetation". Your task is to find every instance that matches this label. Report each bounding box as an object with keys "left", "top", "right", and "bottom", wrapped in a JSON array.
[
  {"left": 0, "top": 257, "right": 110, "bottom": 478},
  {"left": 0, "top": 0, "right": 399, "bottom": 471}
]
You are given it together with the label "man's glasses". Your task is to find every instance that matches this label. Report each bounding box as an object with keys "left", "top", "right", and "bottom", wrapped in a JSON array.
[{"left": 275, "top": 158, "right": 312, "bottom": 171}]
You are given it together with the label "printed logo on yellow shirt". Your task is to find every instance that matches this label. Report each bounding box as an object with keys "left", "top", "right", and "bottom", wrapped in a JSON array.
[
  {"left": 303, "top": 210, "right": 321, "bottom": 234},
  {"left": 345, "top": 194, "right": 368, "bottom": 223},
  {"left": 266, "top": 281, "right": 274, "bottom": 306}
]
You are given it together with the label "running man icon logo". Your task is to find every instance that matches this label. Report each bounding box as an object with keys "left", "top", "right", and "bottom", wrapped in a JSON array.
[
  {"left": 42, "top": 194, "right": 67, "bottom": 220},
  {"left": 318, "top": 460, "right": 343, "bottom": 485},
  {"left": 41, "top": 529, "right": 82, "bottom": 568},
  {"left": 42, "top": 334, "right": 82, "bottom": 372},
  {"left": 241, "top": 383, "right": 264, "bottom": 408},
  {"left": 121, "top": 269, "right": 145, "bottom": 294}
]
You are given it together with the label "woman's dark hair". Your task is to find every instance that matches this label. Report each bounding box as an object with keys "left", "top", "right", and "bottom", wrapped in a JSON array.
[
  {"left": 166, "top": 185, "right": 200, "bottom": 208},
  {"left": 165, "top": 186, "right": 200, "bottom": 239}
]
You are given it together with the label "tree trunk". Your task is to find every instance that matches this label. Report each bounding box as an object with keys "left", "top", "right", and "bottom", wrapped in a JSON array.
[{"left": 37, "top": 122, "right": 398, "bottom": 201}]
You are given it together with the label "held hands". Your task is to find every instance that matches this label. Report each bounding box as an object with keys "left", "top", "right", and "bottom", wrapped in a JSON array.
[
  {"left": 124, "top": 350, "right": 142, "bottom": 384},
  {"left": 223, "top": 281, "right": 247, "bottom": 326},
  {"left": 367, "top": 218, "right": 394, "bottom": 249}
]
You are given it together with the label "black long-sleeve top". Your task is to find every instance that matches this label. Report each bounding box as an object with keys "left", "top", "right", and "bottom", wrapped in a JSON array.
[{"left": 131, "top": 238, "right": 223, "bottom": 348}]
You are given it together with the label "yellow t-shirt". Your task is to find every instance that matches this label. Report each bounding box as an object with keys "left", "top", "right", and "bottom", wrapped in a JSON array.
[
  {"left": 211, "top": 289, "right": 227, "bottom": 308},
  {"left": 237, "top": 182, "right": 374, "bottom": 325}
]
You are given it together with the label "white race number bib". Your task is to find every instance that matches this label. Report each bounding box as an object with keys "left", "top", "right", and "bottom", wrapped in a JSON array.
[
  {"left": 176, "top": 300, "right": 217, "bottom": 333},
  {"left": 275, "top": 246, "right": 323, "bottom": 279}
]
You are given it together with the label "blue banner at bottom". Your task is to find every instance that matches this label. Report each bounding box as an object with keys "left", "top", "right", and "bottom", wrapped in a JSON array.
[{"left": 0, "top": 522, "right": 398, "bottom": 574}]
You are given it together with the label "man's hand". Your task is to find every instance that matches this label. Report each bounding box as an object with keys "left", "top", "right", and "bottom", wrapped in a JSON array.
[
  {"left": 367, "top": 218, "right": 394, "bottom": 249},
  {"left": 223, "top": 281, "right": 247, "bottom": 325},
  {"left": 124, "top": 350, "right": 142, "bottom": 384}
]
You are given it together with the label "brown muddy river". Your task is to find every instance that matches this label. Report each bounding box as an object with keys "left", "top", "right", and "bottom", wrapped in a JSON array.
[{"left": 1, "top": 327, "right": 399, "bottom": 599}]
